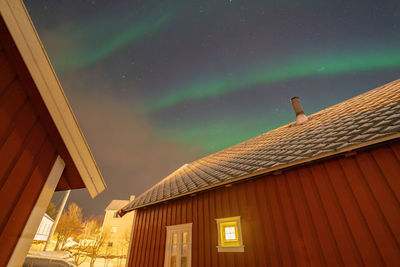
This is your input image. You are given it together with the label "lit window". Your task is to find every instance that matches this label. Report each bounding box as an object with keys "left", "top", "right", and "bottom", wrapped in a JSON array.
[
  {"left": 164, "top": 223, "right": 192, "bottom": 267},
  {"left": 110, "top": 226, "right": 117, "bottom": 233},
  {"left": 224, "top": 226, "right": 236, "bottom": 240},
  {"left": 216, "top": 216, "right": 244, "bottom": 252}
]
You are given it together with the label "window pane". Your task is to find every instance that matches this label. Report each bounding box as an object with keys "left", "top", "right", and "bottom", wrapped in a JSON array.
[
  {"left": 170, "top": 233, "right": 178, "bottom": 267},
  {"left": 224, "top": 226, "right": 236, "bottom": 240},
  {"left": 181, "top": 253, "right": 187, "bottom": 267},
  {"left": 182, "top": 231, "right": 188, "bottom": 244},
  {"left": 181, "top": 231, "right": 188, "bottom": 267}
]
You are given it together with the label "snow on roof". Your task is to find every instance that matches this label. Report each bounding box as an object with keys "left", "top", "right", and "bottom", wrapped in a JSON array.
[{"left": 106, "top": 200, "right": 130, "bottom": 211}]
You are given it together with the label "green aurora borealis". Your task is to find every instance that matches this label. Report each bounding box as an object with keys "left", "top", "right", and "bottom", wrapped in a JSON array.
[
  {"left": 146, "top": 46, "right": 400, "bottom": 112},
  {"left": 45, "top": 4, "right": 177, "bottom": 73},
  {"left": 163, "top": 112, "right": 291, "bottom": 152},
  {"left": 27, "top": 1, "right": 400, "bottom": 153},
  {"left": 24, "top": 0, "right": 400, "bottom": 215}
]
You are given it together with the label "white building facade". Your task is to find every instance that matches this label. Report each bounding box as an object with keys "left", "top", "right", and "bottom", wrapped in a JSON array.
[{"left": 33, "top": 213, "right": 54, "bottom": 242}]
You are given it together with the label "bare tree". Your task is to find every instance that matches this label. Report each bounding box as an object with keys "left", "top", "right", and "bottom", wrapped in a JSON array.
[
  {"left": 121, "top": 229, "right": 131, "bottom": 257},
  {"left": 68, "top": 243, "right": 89, "bottom": 266},
  {"left": 66, "top": 217, "right": 106, "bottom": 266},
  {"left": 54, "top": 202, "right": 83, "bottom": 250},
  {"left": 114, "top": 229, "right": 131, "bottom": 267},
  {"left": 80, "top": 218, "right": 108, "bottom": 267},
  {"left": 88, "top": 231, "right": 107, "bottom": 267}
]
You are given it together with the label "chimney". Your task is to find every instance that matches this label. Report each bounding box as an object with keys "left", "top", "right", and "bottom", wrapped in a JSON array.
[{"left": 290, "top": 97, "right": 308, "bottom": 125}]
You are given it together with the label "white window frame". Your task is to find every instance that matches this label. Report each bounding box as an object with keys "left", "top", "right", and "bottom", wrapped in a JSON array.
[
  {"left": 216, "top": 216, "right": 244, "bottom": 252},
  {"left": 164, "top": 223, "right": 192, "bottom": 267}
]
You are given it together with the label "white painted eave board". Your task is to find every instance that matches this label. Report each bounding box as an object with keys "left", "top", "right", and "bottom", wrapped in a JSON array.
[{"left": 0, "top": 0, "right": 106, "bottom": 197}]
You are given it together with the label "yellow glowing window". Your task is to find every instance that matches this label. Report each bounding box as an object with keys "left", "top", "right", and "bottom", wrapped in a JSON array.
[
  {"left": 224, "top": 227, "right": 236, "bottom": 240},
  {"left": 220, "top": 222, "right": 239, "bottom": 245},
  {"left": 216, "top": 216, "right": 244, "bottom": 252}
]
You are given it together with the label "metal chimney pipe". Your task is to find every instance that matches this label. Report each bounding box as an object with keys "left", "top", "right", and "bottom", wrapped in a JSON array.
[{"left": 290, "top": 97, "right": 308, "bottom": 125}]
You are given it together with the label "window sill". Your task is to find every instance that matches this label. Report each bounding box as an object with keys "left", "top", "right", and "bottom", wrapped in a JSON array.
[{"left": 217, "top": 245, "right": 244, "bottom": 252}]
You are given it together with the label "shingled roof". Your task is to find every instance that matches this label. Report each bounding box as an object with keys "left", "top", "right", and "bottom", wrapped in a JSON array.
[
  {"left": 106, "top": 200, "right": 129, "bottom": 211},
  {"left": 121, "top": 79, "right": 400, "bottom": 213}
]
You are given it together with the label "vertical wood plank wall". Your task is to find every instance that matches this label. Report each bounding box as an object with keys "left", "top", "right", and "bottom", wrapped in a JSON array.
[
  {"left": 0, "top": 43, "right": 58, "bottom": 265},
  {"left": 128, "top": 141, "right": 400, "bottom": 266}
]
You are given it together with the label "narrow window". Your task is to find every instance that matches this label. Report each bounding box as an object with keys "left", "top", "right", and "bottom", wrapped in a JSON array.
[
  {"left": 216, "top": 216, "right": 244, "bottom": 252},
  {"left": 113, "top": 212, "right": 119, "bottom": 218},
  {"left": 164, "top": 223, "right": 192, "bottom": 267},
  {"left": 110, "top": 226, "right": 117, "bottom": 233}
]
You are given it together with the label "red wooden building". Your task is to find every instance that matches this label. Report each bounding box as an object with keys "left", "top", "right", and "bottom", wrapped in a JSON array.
[
  {"left": 121, "top": 79, "right": 400, "bottom": 267},
  {"left": 0, "top": 1, "right": 106, "bottom": 266}
]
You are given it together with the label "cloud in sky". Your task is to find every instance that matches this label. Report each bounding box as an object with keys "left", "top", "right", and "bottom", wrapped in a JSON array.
[
  {"left": 60, "top": 78, "right": 202, "bottom": 216},
  {"left": 145, "top": 45, "right": 400, "bottom": 111}
]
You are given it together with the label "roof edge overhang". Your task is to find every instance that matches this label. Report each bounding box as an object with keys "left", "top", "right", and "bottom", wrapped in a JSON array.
[
  {"left": 120, "top": 133, "right": 400, "bottom": 214},
  {"left": 0, "top": 0, "right": 106, "bottom": 198}
]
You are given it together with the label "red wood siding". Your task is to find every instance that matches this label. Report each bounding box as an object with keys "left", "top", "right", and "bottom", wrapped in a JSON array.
[
  {"left": 128, "top": 140, "right": 400, "bottom": 267},
  {"left": 0, "top": 44, "right": 58, "bottom": 265},
  {"left": 0, "top": 17, "right": 85, "bottom": 192}
]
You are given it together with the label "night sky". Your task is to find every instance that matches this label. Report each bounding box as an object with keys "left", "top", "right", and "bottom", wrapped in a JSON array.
[{"left": 24, "top": 0, "right": 400, "bottom": 216}]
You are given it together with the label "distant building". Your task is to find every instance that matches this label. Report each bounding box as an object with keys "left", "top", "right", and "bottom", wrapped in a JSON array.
[
  {"left": 121, "top": 79, "right": 400, "bottom": 266},
  {"left": 0, "top": 1, "right": 106, "bottom": 265},
  {"left": 33, "top": 214, "right": 54, "bottom": 242},
  {"left": 102, "top": 196, "right": 136, "bottom": 256}
]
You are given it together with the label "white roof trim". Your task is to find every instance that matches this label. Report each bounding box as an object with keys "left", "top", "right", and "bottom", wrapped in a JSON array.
[{"left": 0, "top": 0, "right": 106, "bottom": 197}]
